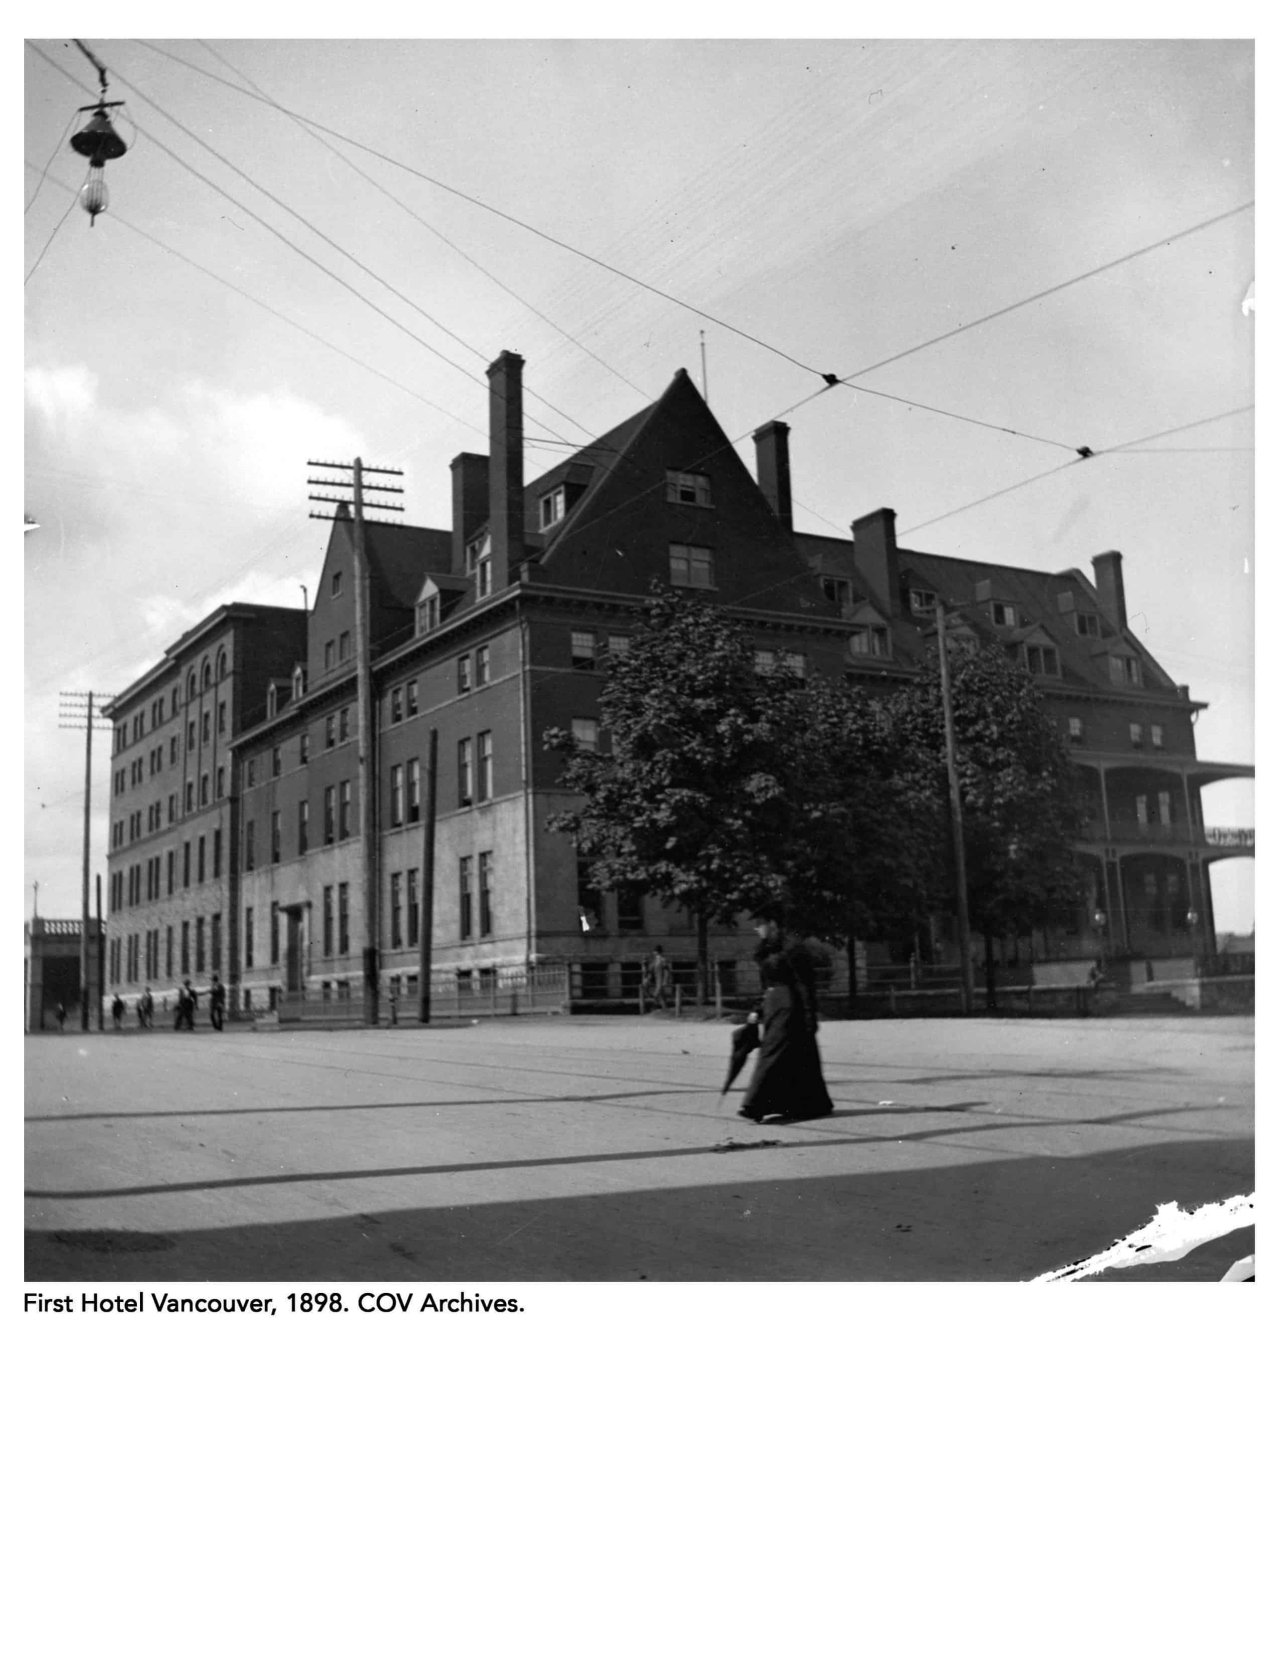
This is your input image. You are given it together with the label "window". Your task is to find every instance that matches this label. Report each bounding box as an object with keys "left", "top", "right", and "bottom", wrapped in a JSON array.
[
  {"left": 339, "top": 633, "right": 350, "bottom": 660},
  {"left": 617, "top": 885, "right": 644, "bottom": 931},
  {"left": 407, "top": 758, "right": 421, "bottom": 823},
  {"left": 200, "top": 772, "right": 210, "bottom": 806},
  {"left": 1130, "top": 723, "right": 1144, "bottom": 749},
  {"left": 325, "top": 714, "right": 336, "bottom": 749},
  {"left": 821, "top": 576, "right": 853, "bottom": 614},
  {"left": 474, "top": 650, "right": 489, "bottom": 687},
  {"left": 669, "top": 543, "right": 714, "bottom": 588},
  {"left": 298, "top": 799, "right": 308, "bottom": 855},
  {"left": 171, "top": 688, "right": 180, "bottom": 717},
  {"left": 272, "top": 746, "right": 282, "bottom": 778},
  {"left": 211, "top": 913, "right": 222, "bottom": 974},
  {"left": 417, "top": 594, "right": 440, "bottom": 634},
  {"left": 478, "top": 731, "right": 493, "bottom": 801},
  {"left": 185, "top": 780, "right": 195, "bottom": 813},
  {"left": 165, "top": 926, "right": 173, "bottom": 979},
  {"left": 247, "top": 758, "right": 256, "bottom": 788},
  {"left": 322, "top": 888, "right": 333, "bottom": 957},
  {"left": 196, "top": 917, "right": 205, "bottom": 975},
  {"left": 992, "top": 601, "right": 1018, "bottom": 627},
  {"left": 848, "top": 626, "right": 888, "bottom": 659},
  {"left": 908, "top": 589, "right": 936, "bottom": 615},
  {"left": 390, "top": 764, "right": 404, "bottom": 827},
  {"left": 459, "top": 857, "right": 473, "bottom": 940},
  {"left": 1151, "top": 724, "right": 1165, "bottom": 750},
  {"left": 458, "top": 738, "right": 473, "bottom": 805},
  {"left": 406, "top": 678, "right": 419, "bottom": 714},
  {"left": 390, "top": 873, "right": 403, "bottom": 949},
  {"left": 605, "top": 635, "right": 629, "bottom": 661},
  {"left": 270, "top": 902, "right": 280, "bottom": 966},
  {"left": 166, "top": 850, "right": 175, "bottom": 896},
  {"left": 1025, "top": 644, "right": 1060, "bottom": 677},
  {"left": 407, "top": 868, "right": 419, "bottom": 948},
  {"left": 293, "top": 665, "right": 306, "bottom": 700},
  {"left": 216, "top": 766, "right": 225, "bottom": 799},
  {"left": 339, "top": 780, "right": 351, "bottom": 839},
  {"left": 187, "top": 672, "right": 197, "bottom": 704},
  {"left": 391, "top": 686, "right": 403, "bottom": 723},
  {"left": 169, "top": 735, "right": 178, "bottom": 765},
  {"left": 780, "top": 652, "right": 806, "bottom": 679},
  {"left": 244, "top": 821, "right": 255, "bottom": 871},
  {"left": 1136, "top": 794, "right": 1149, "bottom": 825},
  {"left": 187, "top": 721, "right": 196, "bottom": 752},
  {"left": 213, "top": 827, "right": 222, "bottom": 878},
  {"left": 202, "top": 710, "right": 211, "bottom": 744},
  {"left": 478, "top": 851, "right": 493, "bottom": 937},
  {"left": 540, "top": 486, "right": 566, "bottom": 529},
  {"left": 245, "top": 906, "right": 254, "bottom": 969},
  {"left": 571, "top": 718, "right": 599, "bottom": 752},
  {"left": 338, "top": 883, "right": 350, "bottom": 955},
  {"left": 1157, "top": 790, "right": 1173, "bottom": 827},
  {"left": 267, "top": 685, "right": 278, "bottom": 719},
  {"left": 324, "top": 786, "right": 335, "bottom": 844},
  {"left": 300, "top": 732, "right": 309, "bottom": 766},
  {"left": 666, "top": 470, "right": 712, "bottom": 508},
  {"left": 182, "top": 921, "right": 190, "bottom": 975},
  {"left": 571, "top": 631, "right": 596, "bottom": 671},
  {"left": 1076, "top": 612, "right": 1100, "bottom": 638},
  {"left": 197, "top": 835, "right": 206, "bottom": 884},
  {"left": 324, "top": 640, "right": 335, "bottom": 671},
  {"left": 332, "top": 569, "right": 342, "bottom": 598},
  {"left": 168, "top": 794, "right": 177, "bottom": 825},
  {"left": 339, "top": 706, "right": 350, "bottom": 743},
  {"left": 1067, "top": 717, "right": 1084, "bottom": 747},
  {"left": 457, "top": 655, "right": 472, "bottom": 693},
  {"left": 271, "top": 811, "right": 281, "bottom": 863},
  {"left": 1109, "top": 654, "right": 1142, "bottom": 687}
]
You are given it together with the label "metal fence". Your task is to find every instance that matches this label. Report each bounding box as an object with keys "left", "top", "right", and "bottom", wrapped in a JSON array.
[{"left": 273, "top": 963, "right": 571, "bottom": 1025}]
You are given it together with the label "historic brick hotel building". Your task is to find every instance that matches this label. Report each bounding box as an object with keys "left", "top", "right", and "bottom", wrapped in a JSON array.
[{"left": 103, "top": 351, "right": 1252, "bottom": 1014}]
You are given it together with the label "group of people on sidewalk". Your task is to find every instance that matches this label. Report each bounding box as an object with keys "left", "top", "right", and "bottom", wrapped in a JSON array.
[{"left": 109, "top": 973, "right": 226, "bottom": 1032}]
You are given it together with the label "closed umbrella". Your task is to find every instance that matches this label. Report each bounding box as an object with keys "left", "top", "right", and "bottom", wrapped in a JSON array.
[{"left": 721, "top": 1019, "right": 760, "bottom": 1093}]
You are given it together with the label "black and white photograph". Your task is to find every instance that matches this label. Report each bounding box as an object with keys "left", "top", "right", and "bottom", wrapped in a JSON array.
[{"left": 21, "top": 23, "right": 1262, "bottom": 1650}]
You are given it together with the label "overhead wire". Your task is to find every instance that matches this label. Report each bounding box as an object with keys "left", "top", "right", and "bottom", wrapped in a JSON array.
[
  {"left": 25, "top": 106, "right": 78, "bottom": 213},
  {"left": 24, "top": 192, "right": 79, "bottom": 285},
  {"left": 23, "top": 161, "right": 490, "bottom": 442}
]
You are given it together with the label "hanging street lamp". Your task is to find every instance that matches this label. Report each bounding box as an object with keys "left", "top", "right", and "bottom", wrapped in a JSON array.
[{"left": 67, "top": 40, "right": 128, "bottom": 226}]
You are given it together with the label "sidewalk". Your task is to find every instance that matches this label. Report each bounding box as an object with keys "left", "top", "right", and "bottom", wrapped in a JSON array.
[{"left": 25, "top": 1015, "right": 1253, "bottom": 1282}]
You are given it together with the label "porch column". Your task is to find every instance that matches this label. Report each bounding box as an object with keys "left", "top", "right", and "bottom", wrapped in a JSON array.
[{"left": 1099, "top": 763, "right": 1113, "bottom": 840}]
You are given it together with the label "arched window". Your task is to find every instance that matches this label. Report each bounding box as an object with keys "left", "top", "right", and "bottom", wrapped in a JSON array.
[
  {"left": 202, "top": 659, "right": 212, "bottom": 691},
  {"left": 186, "top": 671, "right": 197, "bottom": 703},
  {"left": 266, "top": 685, "right": 278, "bottom": 718},
  {"left": 217, "top": 649, "right": 228, "bottom": 681},
  {"left": 292, "top": 665, "right": 306, "bottom": 700}
]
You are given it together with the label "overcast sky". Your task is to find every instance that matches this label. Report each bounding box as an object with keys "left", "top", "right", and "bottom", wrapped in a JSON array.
[{"left": 24, "top": 31, "right": 1254, "bottom": 930}]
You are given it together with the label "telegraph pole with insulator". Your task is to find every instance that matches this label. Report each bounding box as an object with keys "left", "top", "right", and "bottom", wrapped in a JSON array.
[
  {"left": 308, "top": 458, "right": 404, "bottom": 1025},
  {"left": 58, "top": 690, "right": 113, "bottom": 1030}
]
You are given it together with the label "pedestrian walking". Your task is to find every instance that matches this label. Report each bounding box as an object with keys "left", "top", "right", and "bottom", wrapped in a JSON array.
[
  {"left": 139, "top": 986, "right": 154, "bottom": 1029},
  {"left": 175, "top": 978, "right": 197, "bottom": 1031},
  {"left": 56, "top": 1001, "right": 67, "bottom": 1032},
  {"left": 737, "top": 949, "right": 833, "bottom": 1124},
  {"left": 753, "top": 919, "right": 820, "bottom": 1035},
  {"left": 209, "top": 973, "right": 226, "bottom": 1031},
  {"left": 645, "top": 944, "right": 673, "bottom": 1010},
  {"left": 111, "top": 994, "right": 125, "bottom": 1030}
]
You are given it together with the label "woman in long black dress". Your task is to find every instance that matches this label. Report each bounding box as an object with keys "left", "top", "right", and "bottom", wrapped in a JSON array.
[{"left": 738, "top": 951, "right": 834, "bottom": 1123}]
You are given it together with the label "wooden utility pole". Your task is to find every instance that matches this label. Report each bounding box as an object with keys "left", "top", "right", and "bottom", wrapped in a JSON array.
[
  {"left": 309, "top": 457, "right": 403, "bottom": 1026},
  {"left": 95, "top": 873, "right": 105, "bottom": 1030},
  {"left": 935, "top": 604, "right": 975, "bottom": 1016},
  {"left": 418, "top": 726, "right": 438, "bottom": 1024},
  {"left": 58, "top": 690, "right": 112, "bottom": 1031}
]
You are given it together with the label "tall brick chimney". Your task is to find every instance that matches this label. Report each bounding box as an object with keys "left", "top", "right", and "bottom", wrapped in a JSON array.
[
  {"left": 487, "top": 351, "right": 524, "bottom": 590},
  {"left": 450, "top": 452, "right": 489, "bottom": 575},
  {"left": 752, "top": 420, "right": 793, "bottom": 534},
  {"left": 851, "top": 507, "right": 900, "bottom": 618},
  {"left": 1092, "top": 550, "right": 1128, "bottom": 632}
]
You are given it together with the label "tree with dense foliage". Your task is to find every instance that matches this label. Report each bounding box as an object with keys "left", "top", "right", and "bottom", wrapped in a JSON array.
[
  {"left": 545, "top": 591, "right": 802, "bottom": 1000},
  {"left": 886, "top": 634, "right": 1087, "bottom": 1001}
]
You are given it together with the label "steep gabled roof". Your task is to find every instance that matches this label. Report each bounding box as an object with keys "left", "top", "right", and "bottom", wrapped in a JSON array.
[{"left": 363, "top": 518, "right": 453, "bottom": 607}]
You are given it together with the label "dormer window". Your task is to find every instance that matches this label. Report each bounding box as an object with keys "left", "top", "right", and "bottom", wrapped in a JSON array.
[
  {"left": 821, "top": 576, "right": 854, "bottom": 616},
  {"left": 1109, "top": 653, "right": 1142, "bottom": 687},
  {"left": 908, "top": 588, "right": 936, "bottom": 615},
  {"left": 666, "top": 470, "right": 712, "bottom": 508},
  {"left": 417, "top": 593, "right": 441, "bottom": 635},
  {"left": 1025, "top": 644, "right": 1060, "bottom": 677},
  {"left": 466, "top": 533, "right": 492, "bottom": 599},
  {"left": 539, "top": 487, "right": 566, "bottom": 529},
  {"left": 991, "top": 601, "right": 1018, "bottom": 627},
  {"left": 1075, "top": 612, "right": 1100, "bottom": 638},
  {"left": 849, "top": 626, "right": 890, "bottom": 659},
  {"left": 266, "top": 684, "right": 278, "bottom": 718},
  {"left": 293, "top": 665, "right": 306, "bottom": 700}
]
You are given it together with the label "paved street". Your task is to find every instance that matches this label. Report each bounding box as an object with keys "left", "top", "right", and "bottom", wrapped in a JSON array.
[{"left": 25, "top": 1014, "right": 1253, "bottom": 1282}]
